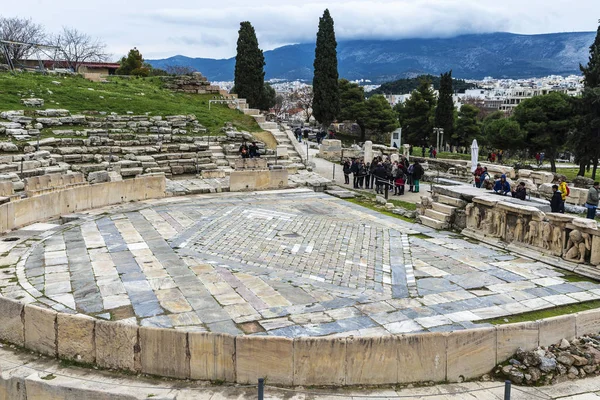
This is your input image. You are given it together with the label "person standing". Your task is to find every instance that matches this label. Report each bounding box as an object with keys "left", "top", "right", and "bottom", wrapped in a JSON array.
[
  {"left": 295, "top": 126, "right": 303, "bottom": 143},
  {"left": 357, "top": 160, "right": 366, "bottom": 188},
  {"left": 342, "top": 159, "right": 351, "bottom": 185},
  {"left": 558, "top": 177, "right": 569, "bottom": 213},
  {"left": 550, "top": 185, "right": 563, "bottom": 213},
  {"left": 351, "top": 159, "right": 359, "bottom": 188},
  {"left": 374, "top": 162, "right": 387, "bottom": 194},
  {"left": 411, "top": 161, "right": 424, "bottom": 193},
  {"left": 369, "top": 159, "right": 378, "bottom": 190},
  {"left": 364, "top": 162, "right": 371, "bottom": 189},
  {"left": 585, "top": 182, "right": 600, "bottom": 219}
]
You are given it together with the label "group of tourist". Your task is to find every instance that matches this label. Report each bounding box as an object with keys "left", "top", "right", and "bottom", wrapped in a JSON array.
[
  {"left": 238, "top": 142, "right": 261, "bottom": 158},
  {"left": 487, "top": 150, "right": 505, "bottom": 164},
  {"left": 473, "top": 163, "right": 599, "bottom": 220},
  {"left": 342, "top": 156, "right": 425, "bottom": 195}
]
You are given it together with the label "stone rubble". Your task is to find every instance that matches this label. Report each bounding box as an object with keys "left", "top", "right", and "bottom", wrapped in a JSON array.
[{"left": 496, "top": 334, "right": 600, "bottom": 385}]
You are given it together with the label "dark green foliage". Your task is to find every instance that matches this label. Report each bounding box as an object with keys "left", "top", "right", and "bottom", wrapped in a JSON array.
[
  {"left": 338, "top": 79, "right": 398, "bottom": 140},
  {"left": 395, "top": 78, "right": 437, "bottom": 146},
  {"left": 576, "top": 21, "right": 600, "bottom": 179},
  {"left": 482, "top": 116, "right": 525, "bottom": 151},
  {"left": 312, "top": 9, "right": 339, "bottom": 128},
  {"left": 257, "top": 83, "right": 276, "bottom": 111},
  {"left": 368, "top": 75, "right": 477, "bottom": 97},
  {"left": 513, "top": 92, "right": 575, "bottom": 172},
  {"left": 581, "top": 22, "right": 600, "bottom": 88},
  {"left": 116, "top": 48, "right": 150, "bottom": 76},
  {"left": 454, "top": 104, "right": 480, "bottom": 146},
  {"left": 435, "top": 71, "right": 455, "bottom": 142},
  {"left": 232, "top": 21, "right": 265, "bottom": 109}
]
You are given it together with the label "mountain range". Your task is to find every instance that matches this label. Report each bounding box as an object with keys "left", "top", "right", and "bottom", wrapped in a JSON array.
[{"left": 147, "top": 32, "right": 595, "bottom": 83}]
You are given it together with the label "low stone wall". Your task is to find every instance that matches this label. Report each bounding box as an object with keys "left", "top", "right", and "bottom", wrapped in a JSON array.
[
  {"left": 0, "top": 174, "right": 165, "bottom": 232},
  {"left": 2, "top": 295, "right": 600, "bottom": 385},
  {"left": 229, "top": 169, "right": 288, "bottom": 192}
]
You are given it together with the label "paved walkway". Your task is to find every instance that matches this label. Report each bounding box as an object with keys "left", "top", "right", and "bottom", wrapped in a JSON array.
[
  {"left": 2, "top": 188, "right": 600, "bottom": 336},
  {"left": 0, "top": 344, "right": 598, "bottom": 399}
]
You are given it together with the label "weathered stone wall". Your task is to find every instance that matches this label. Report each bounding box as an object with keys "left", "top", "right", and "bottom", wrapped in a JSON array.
[
  {"left": 0, "top": 174, "right": 165, "bottom": 232},
  {"left": 160, "top": 72, "right": 222, "bottom": 94},
  {"left": 1, "top": 294, "right": 598, "bottom": 385},
  {"left": 229, "top": 169, "right": 288, "bottom": 191}
]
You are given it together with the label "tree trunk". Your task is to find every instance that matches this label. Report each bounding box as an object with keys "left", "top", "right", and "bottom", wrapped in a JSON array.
[
  {"left": 593, "top": 159, "right": 598, "bottom": 180},
  {"left": 578, "top": 161, "right": 586, "bottom": 177},
  {"left": 550, "top": 157, "right": 556, "bottom": 173}
]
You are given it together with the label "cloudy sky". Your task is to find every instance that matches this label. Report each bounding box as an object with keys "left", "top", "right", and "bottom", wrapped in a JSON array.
[{"left": 4, "top": 0, "right": 599, "bottom": 60}]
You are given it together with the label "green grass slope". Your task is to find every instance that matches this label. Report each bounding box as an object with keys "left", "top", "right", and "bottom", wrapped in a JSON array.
[{"left": 0, "top": 72, "right": 262, "bottom": 134}]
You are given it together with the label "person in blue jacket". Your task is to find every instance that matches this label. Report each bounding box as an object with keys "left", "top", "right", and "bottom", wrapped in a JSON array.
[{"left": 493, "top": 174, "right": 511, "bottom": 195}]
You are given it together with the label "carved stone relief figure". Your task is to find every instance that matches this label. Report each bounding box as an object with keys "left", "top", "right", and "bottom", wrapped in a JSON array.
[
  {"left": 513, "top": 217, "right": 524, "bottom": 243},
  {"left": 564, "top": 230, "right": 591, "bottom": 264},
  {"left": 526, "top": 220, "right": 539, "bottom": 247},
  {"left": 542, "top": 222, "right": 553, "bottom": 250},
  {"left": 482, "top": 209, "right": 494, "bottom": 235},
  {"left": 552, "top": 226, "right": 563, "bottom": 256}
]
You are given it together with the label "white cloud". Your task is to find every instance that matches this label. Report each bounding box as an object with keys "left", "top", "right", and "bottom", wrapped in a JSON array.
[{"left": 2, "top": 0, "right": 599, "bottom": 60}]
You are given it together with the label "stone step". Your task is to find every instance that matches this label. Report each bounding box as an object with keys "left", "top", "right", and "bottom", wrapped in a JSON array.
[
  {"left": 211, "top": 153, "right": 225, "bottom": 158},
  {"left": 432, "top": 202, "right": 457, "bottom": 215},
  {"left": 424, "top": 208, "right": 451, "bottom": 222},
  {"left": 259, "top": 122, "right": 278, "bottom": 130},
  {"left": 419, "top": 215, "right": 447, "bottom": 230},
  {"left": 253, "top": 115, "right": 266, "bottom": 123},
  {"left": 436, "top": 194, "right": 468, "bottom": 208},
  {"left": 243, "top": 108, "right": 261, "bottom": 115}
]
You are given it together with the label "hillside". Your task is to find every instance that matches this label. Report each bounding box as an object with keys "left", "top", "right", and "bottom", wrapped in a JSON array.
[
  {"left": 0, "top": 73, "right": 261, "bottom": 134},
  {"left": 148, "top": 31, "right": 595, "bottom": 83},
  {"left": 366, "top": 75, "right": 478, "bottom": 96}
]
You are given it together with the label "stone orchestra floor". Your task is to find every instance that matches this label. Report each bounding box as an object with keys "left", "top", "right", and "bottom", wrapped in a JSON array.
[{"left": 1, "top": 188, "right": 600, "bottom": 337}]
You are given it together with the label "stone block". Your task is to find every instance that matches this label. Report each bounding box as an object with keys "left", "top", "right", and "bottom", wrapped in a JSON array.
[
  {"left": 576, "top": 309, "right": 600, "bottom": 337},
  {"left": 229, "top": 170, "right": 288, "bottom": 192},
  {"left": 57, "top": 314, "right": 95, "bottom": 363},
  {"left": 236, "top": 336, "right": 293, "bottom": 385},
  {"left": 447, "top": 328, "right": 496, "bottom": 382},
  {"left": 95, "top": 321, "right": 138, "bottom": 371},
  {"left": 592, "top": 235, "right": 600, "bottom": 266},
  {"left": 346, "top": 336, "right": 398, "bottom": 385},
  {"left": 139, "top": 327, "right": 190, "bottom": 379},
  {"left": 24, "top": 305, "right": 57, "bottom": 356},
  {"left": 496, "top": 322, "right": 539, "bottom": 362},
  {"left": 276, "top": 145, "right": 288, "bottom": 158},
  {"left": 0, "top": 297, "right": 24, "bottom": 346},
  {"left": 189, "top": 333, "right": 235, "bottom": 382},
  {"left": 538, "top": 315, "right": 576, "bottom": 347},
  {"left": 397, "top": 333, "right": 446, "bottom": 384},
  {"left": 294, "top": 337, "right": 346, "bottom": 386}
]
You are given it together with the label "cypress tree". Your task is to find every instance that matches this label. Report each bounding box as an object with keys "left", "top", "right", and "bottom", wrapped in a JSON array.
[
  {"left": 580, "top": 21, "right": 600, "bottom": 88},
  {"left": 233, "top": 21, "right": 265, "bottom": 109},
  {"left": 434, "top": 70, "right": 455, "bottom": 144},
  {"left": 576, "top": 21, "right": 600, "bottom": 178},
  {"left": 312, "top": 9, "right": 339, "bottom": 128}
]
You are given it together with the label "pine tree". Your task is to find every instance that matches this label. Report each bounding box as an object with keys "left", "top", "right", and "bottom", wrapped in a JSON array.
[
  {"left": 232, "top": 21, "right": 265, "bottom": 109},
  {"left": 396, "top": 78, "right": 437, "bottom": 147},
  {"left": 312, "top": 9, "right": 339, "bottom": 129},
  {"left": 434, "top": 71, "right": 455, "bottom": 143},
  {"left": 116, "top": 48, "right": 149, "bottom": 76},
  {"left": 576, "top": 20, "right": 600, "bottom": 178}
]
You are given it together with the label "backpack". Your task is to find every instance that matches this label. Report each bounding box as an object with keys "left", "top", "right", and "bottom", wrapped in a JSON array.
[
  {"left": 408, "top": 165, "right": 414, "bottom": 174},
  {"left": 565, "top": 185, "right": 570, "bottom": 196}
]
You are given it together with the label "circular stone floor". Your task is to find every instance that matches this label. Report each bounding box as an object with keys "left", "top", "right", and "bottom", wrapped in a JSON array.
[{"left": 2, "top": 188, "right": 600, "bottom": 337}]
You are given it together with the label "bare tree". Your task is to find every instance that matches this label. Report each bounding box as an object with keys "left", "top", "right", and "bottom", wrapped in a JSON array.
[
  {"left": 165, "top": 65, "right": 196, "bottom": 75},
  {"left": 290, "top": 86, "right": 313, "bottom": 123},
  {"left": 0, "top": 16, "right": 45, "bottom": 61},
  {"left": 53, "top": 26, "right": 108, "bottom": 72}
]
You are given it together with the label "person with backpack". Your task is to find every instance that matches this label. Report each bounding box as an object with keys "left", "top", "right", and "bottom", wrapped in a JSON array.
[
  {"left": 411, "top": 161, "right": 425, "bottom": 193},
  {"left": 585, "top": 182, "right": 599, "bottom": 219},
  {"left": 558, "top": 177, "right": 569, "bottom": 213},
  {"left": 394, "top": 169, "right": 405, "bottom": 195}
]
